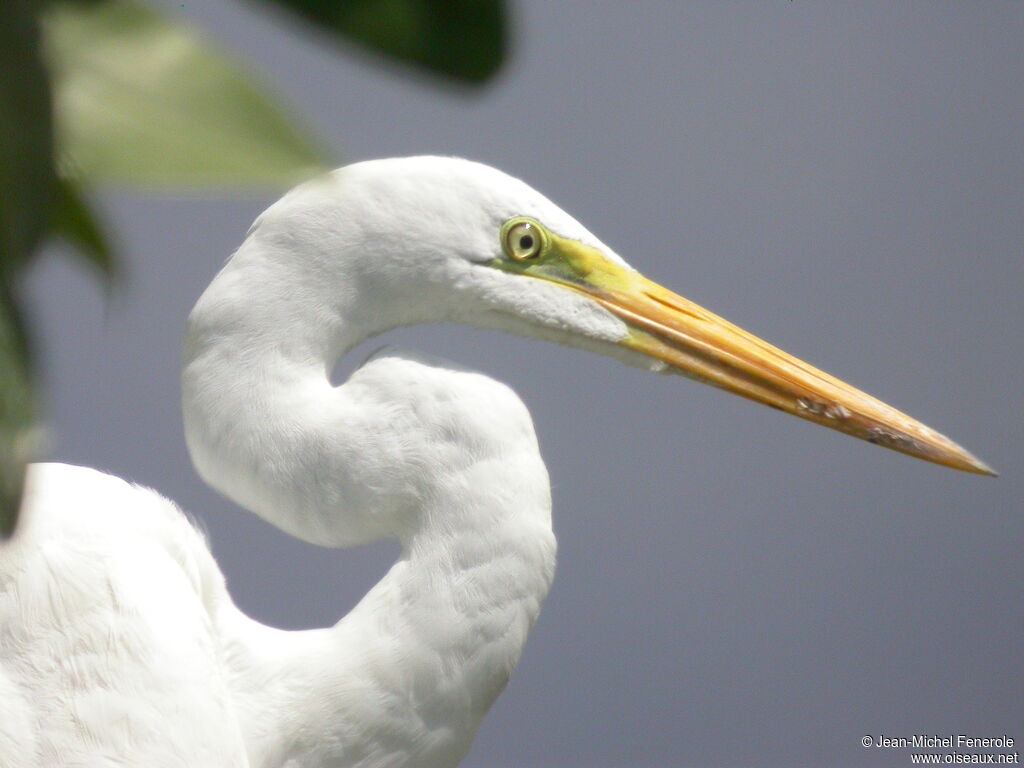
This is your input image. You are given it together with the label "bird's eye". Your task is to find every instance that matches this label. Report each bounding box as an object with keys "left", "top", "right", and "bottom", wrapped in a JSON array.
[{"left": 501, "top": 218, "right": 547, "bottom": 261}]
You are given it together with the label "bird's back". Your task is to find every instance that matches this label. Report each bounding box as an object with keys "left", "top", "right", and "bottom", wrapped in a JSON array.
[{"left": 0, "top": 463, "right": 248, "bottom": 767}]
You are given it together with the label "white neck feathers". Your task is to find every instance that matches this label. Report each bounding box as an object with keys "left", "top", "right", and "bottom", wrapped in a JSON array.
[{"left": 182, "top": 211, "right": 556, "bottom": 766}]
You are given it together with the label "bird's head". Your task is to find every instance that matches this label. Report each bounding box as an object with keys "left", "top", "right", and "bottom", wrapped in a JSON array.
[{"left": 253, "top": 156, "right": 993, "bottom": 476}]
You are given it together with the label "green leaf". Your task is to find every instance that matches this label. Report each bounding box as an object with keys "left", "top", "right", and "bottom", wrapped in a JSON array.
[
  {"left": 44, "top": 0, "right": 332, "bottom": 189},
  {"left": 260, "top": 0, "right": 506, "bottom": 85},
  {"left": 52, "top": 178, "right": 116, "bottom": 281},
  {"left": 0, "top": 0, "right": 55, "bottom": 538},
  {"left": 0, "top": 0, "right": 57, "bottom": 275},
  {"left": 0, "top": 293, "right": 36, "bottom": 539}
]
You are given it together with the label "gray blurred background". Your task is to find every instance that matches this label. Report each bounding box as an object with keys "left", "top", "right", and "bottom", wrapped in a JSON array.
[{"left": 25, "top": 2, "right": 1023, "bottom": 766}]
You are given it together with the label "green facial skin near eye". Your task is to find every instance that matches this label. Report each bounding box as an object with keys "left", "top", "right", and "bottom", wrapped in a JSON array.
[{"left": 492, "top": 217, "right": 635, "bottom": 295}]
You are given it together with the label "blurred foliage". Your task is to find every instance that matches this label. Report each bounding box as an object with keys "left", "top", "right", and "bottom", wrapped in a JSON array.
[
  {"left": 0, "top": 0, "right": 506, "bottom": 537},
  {"left": 1, "top": 0, "right": 54, "bottom": 537},
  {"left": 1, "top": 1, "right": 56, "bottom": 276},
  {"left": 51, "top": 178, "right": 117, "bottom": 280},
  {"left": 46, "top": 0, "right": 329, "bottom": 186},
  {"left": 262, "top": 0, "right": 505, "bottom": 84},
  {"left": 0, "top": 295, "right": 35, "bottom": 538}
]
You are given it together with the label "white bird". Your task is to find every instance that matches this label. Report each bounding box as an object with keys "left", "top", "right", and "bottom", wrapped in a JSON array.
[{"left": 0, "top": 157, "right": 992, "bottom": 768}]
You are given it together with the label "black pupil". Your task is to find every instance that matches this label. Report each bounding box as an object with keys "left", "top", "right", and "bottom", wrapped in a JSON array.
[{"left": 519, "top": 235, "right": 534, "bottom": 251}]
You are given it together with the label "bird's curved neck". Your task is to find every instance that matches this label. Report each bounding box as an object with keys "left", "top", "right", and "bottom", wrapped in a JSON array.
[
  {"left": 182, "top": 232, "right": 427, "bottom": 545},
  {"left": 183, "top": 232, "right": 556, "bottom": 766},
  {"left": 226, "top": 484, "right": 555, "bottom": 767}
]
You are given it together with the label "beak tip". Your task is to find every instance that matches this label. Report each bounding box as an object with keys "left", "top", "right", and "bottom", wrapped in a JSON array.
[
  {"left": 951, "top": 448, "right": 998, "bottom": 478},
  {"left": 974, "top": 461, "right": 999, "bottom": 478}
]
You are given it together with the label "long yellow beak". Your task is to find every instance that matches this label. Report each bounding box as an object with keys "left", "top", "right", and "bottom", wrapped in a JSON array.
[
  {"left": 595, "top": 269, "right": 993, "bottom": 475},
  {"left": 500, "top": 225, "right": 994, "bottom": 475}
]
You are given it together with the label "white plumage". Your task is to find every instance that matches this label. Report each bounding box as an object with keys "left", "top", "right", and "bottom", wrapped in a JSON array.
[
  {"left": 2, "top": 464, "right": 248, "bottom": 766},
  {"left": 0, "top": 157, "right": 989, "bottom": 768}
]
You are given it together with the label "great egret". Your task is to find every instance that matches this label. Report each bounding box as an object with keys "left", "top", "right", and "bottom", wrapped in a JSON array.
[{"left": 0, "top": 157, "right": 992, "bottom": 768}]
